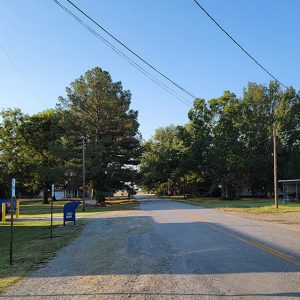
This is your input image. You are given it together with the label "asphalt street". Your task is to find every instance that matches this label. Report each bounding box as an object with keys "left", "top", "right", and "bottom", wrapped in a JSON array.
[{"left": 2, "top": 195, "right": 300, "bottom": 300}]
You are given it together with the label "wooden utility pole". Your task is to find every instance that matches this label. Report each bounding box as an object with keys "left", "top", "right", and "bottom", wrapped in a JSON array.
[
  {"left": 273, "top": 126, "right": 278, "bottom": 209},
  {"left": 82, "top": 138, "right": 86, "bottom": 212}
]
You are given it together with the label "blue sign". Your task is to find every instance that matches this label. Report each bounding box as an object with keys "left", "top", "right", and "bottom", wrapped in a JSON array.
[
  {"left": 63, "top": 201, "right": 81, "bottom": 225},
  {"left": 0, "top": 199, "right": 12, "bottom": 215}
]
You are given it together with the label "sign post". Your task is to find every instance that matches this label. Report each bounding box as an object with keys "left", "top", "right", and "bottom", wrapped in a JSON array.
[
  {"left": 273, "top": 126, "right": 278, "bottom": 209},
  {"left": 82, "top": 138, "right": 86, "bottom": 212},
  {"left": 50, "top": 184, "right": 55, "bottom": 239},
  {"left": 10, "top": 178, "right": 16, "bottom": 265}
]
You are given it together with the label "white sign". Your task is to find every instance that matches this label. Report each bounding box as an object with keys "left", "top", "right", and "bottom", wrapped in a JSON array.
[
  {"left": 51, "top": 184, "right": 55, "bottom": 197},
  {"left": 12, "top": 178, "right": 16, "bottom": 198},
  {"left": 66, "top": 212, "right": 73, "bottom": 219}
]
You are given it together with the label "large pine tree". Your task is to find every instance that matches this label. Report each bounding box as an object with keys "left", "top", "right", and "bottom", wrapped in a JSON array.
[{"left": 58, "top": 67, "right": 141, "bottom": 202}]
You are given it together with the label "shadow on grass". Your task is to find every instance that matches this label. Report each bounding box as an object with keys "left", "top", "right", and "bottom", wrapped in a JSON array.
[
  {"left": 0, "top": 221, "right": 85, "bottom": 294},
  {"left": 2, "top": 214, "right": 299, "bottom": 277}
]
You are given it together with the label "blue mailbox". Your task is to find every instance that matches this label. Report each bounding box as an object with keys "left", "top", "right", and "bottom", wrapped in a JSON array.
[
  {"left": 0, "top": 199, "right": 13, "bottom": 217},
  {"left": 63, "top": 201, "right": 81, "bottom": 225}
]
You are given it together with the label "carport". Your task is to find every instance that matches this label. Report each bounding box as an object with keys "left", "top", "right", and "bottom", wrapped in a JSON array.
[{"left": 278, "top": 179, "right": 300, "bottom": 202}]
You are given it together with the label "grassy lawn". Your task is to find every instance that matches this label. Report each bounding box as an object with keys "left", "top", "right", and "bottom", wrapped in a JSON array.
[
  {"left": 0, "top": 197, "right": 137, "bottom": 294},
  {"left": 0, "top": 220, "right": 85, "bottom": 294},
  {"left": 167, "top": 196, "right": 300, "bottom": 214},
  {"left": 18, "top": 197, "right": 137, "bottom": 219}
]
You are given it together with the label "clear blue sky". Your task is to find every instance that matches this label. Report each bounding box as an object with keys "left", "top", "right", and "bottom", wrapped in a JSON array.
[{"left": 0, "top": 0, "right": 299, "bottom": 139}]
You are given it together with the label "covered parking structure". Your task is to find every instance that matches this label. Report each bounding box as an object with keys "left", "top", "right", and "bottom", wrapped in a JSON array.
[{"left": 278, "top": 179, "right": 300, "bottom": 202}]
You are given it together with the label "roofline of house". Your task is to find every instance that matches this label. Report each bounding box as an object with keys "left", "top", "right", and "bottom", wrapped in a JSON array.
[{"left": 278, "top": 179, "right": 300, "bottom": 183}]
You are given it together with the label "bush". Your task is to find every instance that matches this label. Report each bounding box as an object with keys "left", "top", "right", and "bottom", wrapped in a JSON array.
[
  {"left": 209, "top": 185, "right": 222, "bottom": 197},
  {"left": 96, "top": 192, "right": 112, "bottom": 203}
]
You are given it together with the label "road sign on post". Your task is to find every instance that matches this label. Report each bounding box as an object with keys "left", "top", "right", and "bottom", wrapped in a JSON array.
[
  {"left": 50, "top": 184, "right": 55, "bottom": 239},
  {"left": 82, "top": 138, "right": 86, "bottom": 212},
  {"left": 12, "top": 178, "right": 16, "bottom": 198},
  {"left": 10, "top": 178, "right": 16, "bottom": 265},
  {"left": 273, "top": 126, "right": 278, "bottom": 209}
]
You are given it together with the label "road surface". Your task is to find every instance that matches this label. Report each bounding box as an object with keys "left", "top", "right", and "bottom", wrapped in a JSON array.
[{"left": 2, "top": 195, "right": 300, "bottom": 299}]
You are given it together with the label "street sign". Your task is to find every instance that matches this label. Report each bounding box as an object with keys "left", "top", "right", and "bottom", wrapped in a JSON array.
[
  {"left": 51, "top": 184, "right": 55, "bottom": 197},
  {"left": 12, "top": 178, "right": 16, "bottom": 198},
  {"left": 10, "top": 178, "right": 16, "bottom": 265}
]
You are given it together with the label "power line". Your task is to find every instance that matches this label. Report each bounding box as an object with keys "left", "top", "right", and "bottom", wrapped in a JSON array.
[
  {"left": 239, "top": 127, "right": 300, "bottom": 158},
  {"left": 279, "top": 128, "right": 300, "bottom": 135},
  {"left": 192, "top": 0, "right": 287, "bottom": 90},
  {"left": 233, "top": 135, "right": 272, "bottom": 160},
  {"left": 52, "top": 0, "right": 192, "bottom": 107},
  {"left": 0, "top": 42, "right": 46, "bottom": 109},
  {"left": 51, "top": 0, "right": 193, "bottom": 107},
  {"left": 66, "top": 0, "right": 196, "bottom": 100}
]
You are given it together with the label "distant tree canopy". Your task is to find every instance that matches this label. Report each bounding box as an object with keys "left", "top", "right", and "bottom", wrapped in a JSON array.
[
  {"left": 0, "top": 67, "right": 141, "bottom": 203},
  {"left": 140, "top": 81, "right": 300, "bottom": 198},
  {"left": 2, "top": 76, "right": 299, "bottom": 201}
]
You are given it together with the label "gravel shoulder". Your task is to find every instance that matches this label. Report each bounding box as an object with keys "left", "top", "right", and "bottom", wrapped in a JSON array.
[
  {"left": 2, "top": 210, "right": 222, "bottom": 300},
  {"left": 216, "top": 210, "right": 300, "bottom": 232},
  {"left": 2, "top": 210, "right": 203, "bottom": 300}
]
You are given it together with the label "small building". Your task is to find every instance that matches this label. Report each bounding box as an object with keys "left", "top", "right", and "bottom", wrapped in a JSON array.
[
  {"left": 278, "top": 179, "right": 300, "bottom": 202},
  {"left": 53, "top": 186, "right": 91, "bottom": 200}
]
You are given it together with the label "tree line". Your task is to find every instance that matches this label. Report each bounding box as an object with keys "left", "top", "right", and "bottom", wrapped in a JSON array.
[
  {"left": 0, "top": 67, "right": 141, "bottom": 203},
  {"left": 140, "top": 81, "right": 300, "bottom": 198}
]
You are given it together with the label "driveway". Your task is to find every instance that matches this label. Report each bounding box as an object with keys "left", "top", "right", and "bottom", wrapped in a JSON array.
[{"left": 2, "top": 195, "right": 300, "bottom": 299}]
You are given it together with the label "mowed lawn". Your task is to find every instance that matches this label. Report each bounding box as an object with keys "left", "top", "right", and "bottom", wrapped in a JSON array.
[
  {"left": 0, "top": 197, "right": 137, "bottom": 294},
  {"left": 169, "top": 197, "right": 300, "bottom": 214},
  {"left": 19, "top": 197, "right": 137, "bottom": 218}
]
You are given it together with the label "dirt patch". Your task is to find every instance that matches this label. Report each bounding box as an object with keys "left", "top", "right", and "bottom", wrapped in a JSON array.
[{"left": 218, "top": 209, "right": 300, "bottom": 232}]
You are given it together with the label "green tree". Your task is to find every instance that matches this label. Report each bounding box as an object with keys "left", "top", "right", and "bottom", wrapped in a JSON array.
[
  {"left": 140, "top": 81, "right": 300, "bottom": 199},
  {"left": 140, "top": 125, "right": 190, "bottom": 195},
  {"left": 58, "top": 67, "right": 141, "bottom": 202},
  {"left": 0, "top": 109, "right": 66, "bottom": 202},
  {"left": 18, "top": 109, "right": 67, "bottom": 203},
  {"left": 0, "top": 109, "right": 26, "bottom": 197}
]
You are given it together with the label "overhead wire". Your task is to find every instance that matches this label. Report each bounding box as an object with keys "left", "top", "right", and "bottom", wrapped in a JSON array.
[
  {"left": 279, "top": 128, "right": 300, "bottom": 135},
  {"left": 238, "top": 127, "right": 300, "bottom": 159},
  {"left": 241, "top": 135, "right": 272, "bottom": 158},
  {"left": 0, "top": 42, "right": 46, "bottom": 109},
  {"left": 51, "top": 0, "right": 193, "bottom": 107},
  {"left": 66, "top": 0, "right": 196, "bottom": 100},
  {"left": 192, "top": 0, "right": 287, "bottom": 90}
]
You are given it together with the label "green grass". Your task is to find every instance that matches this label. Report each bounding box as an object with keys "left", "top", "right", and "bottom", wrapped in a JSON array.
[
  {"left": 0, "top": 220, "right": 85, "bottom": 294},
  {"left": 17, "top": 198, "right": 137, "bottom": 219},
  {"left": 0, "top": 197, "right": 137, "bottom": 294},
  {"left": 168, "top": 196, "right": 300, "bottom": 214}
]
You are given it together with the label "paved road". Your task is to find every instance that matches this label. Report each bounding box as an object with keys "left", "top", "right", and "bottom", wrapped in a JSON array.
[{"left": 2, "top": 195, "right": 300, "bottom": 299}]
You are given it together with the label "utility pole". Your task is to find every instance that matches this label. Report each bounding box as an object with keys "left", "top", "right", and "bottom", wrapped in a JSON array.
[
  {"left": 273, "top": 126, "right": 278, "bottom": 209},
  {"left": 82, "top": 137, "right": 86, "bottom": 212}
]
